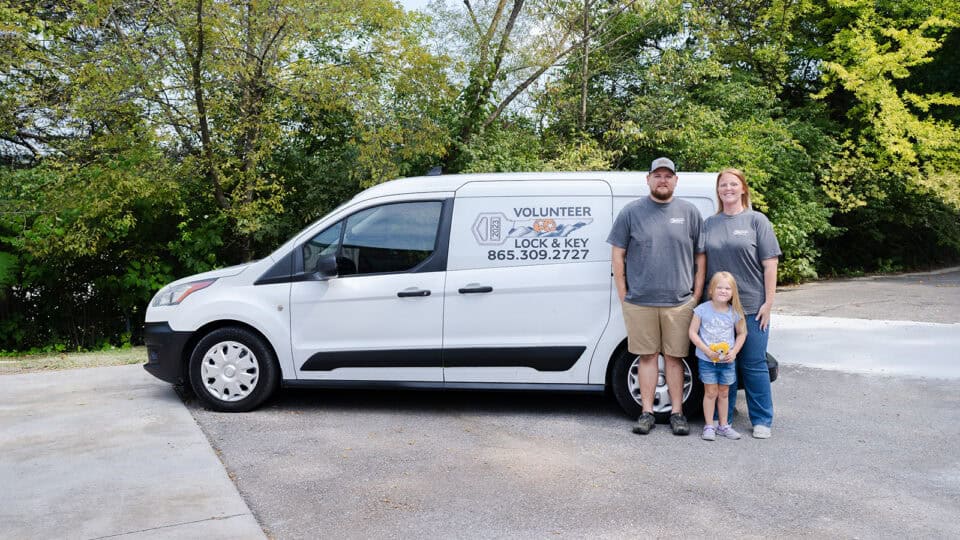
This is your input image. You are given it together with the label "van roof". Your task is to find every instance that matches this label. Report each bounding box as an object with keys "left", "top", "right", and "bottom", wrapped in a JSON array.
[{"left": 354, "top": 171, "right": 719, "bottom": 201}]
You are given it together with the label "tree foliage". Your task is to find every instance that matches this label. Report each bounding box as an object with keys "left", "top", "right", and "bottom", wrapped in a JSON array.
[
  {"left": 1, "top": 0, "right": 958, "bottom": 350},
  {"left": 0, "top": 0, "right": 453, "bottom": 350}
]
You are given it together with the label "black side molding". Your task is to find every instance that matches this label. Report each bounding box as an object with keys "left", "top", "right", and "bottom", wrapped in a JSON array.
[
  {"left": 301, "top": 346, "right": 586, "bottom": 372},
  {"left": 443, "top": 347, "right": 584, "bottom": 371},
  {"left": 302, "top": 349, "right": 443, "bottom": 371},
  {"left": 283, "top": 379, "right": 605, "bottom": 393}
]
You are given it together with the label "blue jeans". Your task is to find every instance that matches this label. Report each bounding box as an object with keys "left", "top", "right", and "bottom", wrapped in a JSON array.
[{"left": 727, "top": 314, "right": 774, "bottom": 427}]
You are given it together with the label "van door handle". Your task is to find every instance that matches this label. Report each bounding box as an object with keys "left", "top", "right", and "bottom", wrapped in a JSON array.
[
  {"left": 458, "top": 286, "right": 493, "bottom": 294},
  {"left": 397, "top": 289, "right": 431, "bottom": 297}
]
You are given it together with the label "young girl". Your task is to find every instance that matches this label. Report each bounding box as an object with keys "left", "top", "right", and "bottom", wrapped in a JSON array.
[{"left": 689, "top": 272, "right": 748, "bottom": 441}]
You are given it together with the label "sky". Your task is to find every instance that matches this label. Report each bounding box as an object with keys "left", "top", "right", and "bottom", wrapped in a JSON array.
[{"left": 399, "top": 0, "right": 434, "bottom": 12}]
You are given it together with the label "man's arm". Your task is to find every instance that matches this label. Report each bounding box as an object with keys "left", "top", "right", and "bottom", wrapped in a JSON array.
[
  {"left": 612, "top": 246, "right": 627, "bottom": 303},
  {"left": 693, "top": 252, "right": 706, "bottom": 301}
]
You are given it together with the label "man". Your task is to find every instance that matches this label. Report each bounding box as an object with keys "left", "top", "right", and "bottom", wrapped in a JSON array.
[{"left": 607, "top": 157, "right": 706, "bottom": 435}]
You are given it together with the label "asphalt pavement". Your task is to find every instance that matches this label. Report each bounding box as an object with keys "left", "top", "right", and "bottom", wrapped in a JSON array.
[
  {"left": 190, "top": 366, "right": 960, "bottom": 538},
  {"left": 775, "top": 266, "right": 960, "bottom": 324},
  {"left": 189, "top": 267, "right": 960, "bottom": 538}
]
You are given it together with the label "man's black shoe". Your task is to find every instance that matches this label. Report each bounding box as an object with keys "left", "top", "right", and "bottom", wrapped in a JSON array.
[
  {"left": 632, "top": 412, "right": 656, "bottom": 434},
  {"left": 669, "top": 413, "right": 690, "bottom": 436}
]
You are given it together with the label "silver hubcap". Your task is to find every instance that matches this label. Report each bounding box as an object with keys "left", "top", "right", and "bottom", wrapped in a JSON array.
[
  {"left": 200, "top": 341, "right": 259, "bottom": 402},
  {"left": 627, "top": 355, "right": 693, "bottom": 414}
]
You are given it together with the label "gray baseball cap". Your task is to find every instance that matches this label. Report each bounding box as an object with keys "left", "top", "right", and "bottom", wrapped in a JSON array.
[{"left": 650, "top": 157, "right": 676, "bottom": 173}]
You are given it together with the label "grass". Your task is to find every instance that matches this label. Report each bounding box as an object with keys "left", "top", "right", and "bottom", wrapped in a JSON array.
[{"left": 0, "top": 347, "right": 146, "bottom": 375}]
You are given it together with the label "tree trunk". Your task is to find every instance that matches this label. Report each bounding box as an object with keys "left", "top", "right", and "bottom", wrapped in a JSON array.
[
  {"left": 579, "top": 0, "right": 591, "bottom": 132},
  {"left": 190, "top": 0, "right": 229, "bottom": 211}
]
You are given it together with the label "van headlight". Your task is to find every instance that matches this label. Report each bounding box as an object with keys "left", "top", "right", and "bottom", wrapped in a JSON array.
[{"left": 151, "top": 279, "right": 217, "bottom": 307}]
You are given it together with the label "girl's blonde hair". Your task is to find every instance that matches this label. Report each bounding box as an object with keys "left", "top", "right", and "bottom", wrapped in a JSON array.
[
  {"left": 708, "top": 271, "right": 747, "bottom": 334},
  {"left": 715, "top": 168, "right": 752, "bottom": 214}
]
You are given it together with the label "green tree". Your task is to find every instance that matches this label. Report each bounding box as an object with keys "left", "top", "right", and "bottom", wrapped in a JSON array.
[
  {"left": 429, "top": 0, "right": 649, "bottom": 171},
  {"left": 0, "top": 0, "right": 454, "bottom": 350},
  {"left": 811, "top": 0, "right": 960, "bottom": 271},
  {"left": 537, "top": 1, "right": 839, "bottom": 281},
  {"left": 84, "top": 0, "right": 453, "bottom": 260}
]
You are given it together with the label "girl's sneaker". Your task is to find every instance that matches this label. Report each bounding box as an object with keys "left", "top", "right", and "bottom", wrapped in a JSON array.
[
  {"left": 717, "top": 425, "right": 741, "bottom": 440},
  {"left": 701, "top": 425, "right": 716, "bottom": 441}
]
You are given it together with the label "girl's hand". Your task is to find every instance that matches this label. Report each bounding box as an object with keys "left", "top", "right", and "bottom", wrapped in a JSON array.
[
  {"left": 723, "top": 352, "right": 736, "bottom": 363},
  {"left": 709, "top": 351, "right": 721, "bottom": 362}
]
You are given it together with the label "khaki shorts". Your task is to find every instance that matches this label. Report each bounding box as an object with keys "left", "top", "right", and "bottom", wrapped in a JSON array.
[{"left": 622, "top": 298, "right": 696, "bottom": 358}]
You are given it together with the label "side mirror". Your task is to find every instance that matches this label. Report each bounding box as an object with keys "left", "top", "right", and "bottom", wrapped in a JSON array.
[{"left": 314, "top": 254, "right": 339, "bottom": 280}]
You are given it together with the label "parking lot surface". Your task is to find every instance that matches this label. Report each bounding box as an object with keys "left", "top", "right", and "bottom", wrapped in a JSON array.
[
  {"left": 186, "top": 268, "right": 960, "bottom": 538},
  {"left": 190, "top": 365, "right": 960, "bottom": 539},
  {"left": 775, "top": 267, "right": 960, "bottom": 323}
]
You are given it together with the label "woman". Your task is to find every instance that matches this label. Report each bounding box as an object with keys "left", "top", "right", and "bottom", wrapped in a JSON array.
[{"left": 703, "top": 168, "right": 781, "bottom": 439}]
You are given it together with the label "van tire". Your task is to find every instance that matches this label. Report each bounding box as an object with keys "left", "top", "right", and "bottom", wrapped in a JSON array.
[
  {"left": 611, "top": 349, "right": 703, "bottom": 422},
  {"left": 188, "top": 327, "right": 279, "bottom": 412}
]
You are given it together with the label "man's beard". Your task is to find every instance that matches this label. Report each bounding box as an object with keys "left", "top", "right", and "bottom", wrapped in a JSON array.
[{"left": 651, "top": 186, "right": 674, "bottom": 201}]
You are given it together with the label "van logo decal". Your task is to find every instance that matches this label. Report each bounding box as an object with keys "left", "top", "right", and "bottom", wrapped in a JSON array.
[
  {"left": 532, "top": 219, "right": 557, "bottom": 233},
  {"left": 472, "top": 212, "right": 592, "bottom": 246}
]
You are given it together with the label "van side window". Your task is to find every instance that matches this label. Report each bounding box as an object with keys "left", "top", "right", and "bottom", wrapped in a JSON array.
[
  {"left": 303, "top": 222, "right": 343, "bottom": 274},
  {"left": 341, "top": 201, "right": 442, "bottom": 275}
]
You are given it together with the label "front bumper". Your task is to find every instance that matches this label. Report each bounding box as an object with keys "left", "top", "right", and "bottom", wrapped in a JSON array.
[{"left": 143, "top": 322, "right": 192, "bottom": 385}]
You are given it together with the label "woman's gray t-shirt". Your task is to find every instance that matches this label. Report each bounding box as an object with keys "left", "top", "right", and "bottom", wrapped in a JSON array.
[
  {"left": 607, "top": 197, "right": 705, "bottom": 307},
  {"left": 703, "top": 210, "right": 781, "bottom": 314}
]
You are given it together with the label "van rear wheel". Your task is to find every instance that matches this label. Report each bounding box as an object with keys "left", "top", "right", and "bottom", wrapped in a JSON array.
[
  {"left": 188, "top": 327, "right": 279, "bottom": 412},
  {"left": 611, "top": 349, "right": 703, "bottom": 422}
]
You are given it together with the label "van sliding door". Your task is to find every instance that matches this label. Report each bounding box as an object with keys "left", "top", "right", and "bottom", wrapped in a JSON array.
[{"left": 443, "top": 180, "right": 613, "bottom": 384}]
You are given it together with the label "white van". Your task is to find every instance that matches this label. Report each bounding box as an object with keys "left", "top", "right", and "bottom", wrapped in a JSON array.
[{"left": 144, "top": 172, "right": 776, "bottom": 419}]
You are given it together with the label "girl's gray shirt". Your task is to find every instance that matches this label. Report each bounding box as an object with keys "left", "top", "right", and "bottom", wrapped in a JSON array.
[
  {"left": 703, "top": 209, "right": 781, "bottom": 314},
  {"left": 693, "top": 301, "right": 740, "bottom": 362}
]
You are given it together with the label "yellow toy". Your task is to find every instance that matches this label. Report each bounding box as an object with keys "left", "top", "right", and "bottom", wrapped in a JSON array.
[{"left": 709, "top": 342, "right": 730, "bottom": 363}]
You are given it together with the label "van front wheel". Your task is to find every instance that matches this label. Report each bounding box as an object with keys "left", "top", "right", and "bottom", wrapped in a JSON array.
[
  {"left": 188, "top": 327, "right": 279, "bottom": 412},
  {"left": 611, "top": 349, "right": 702, "bottom": 422}
]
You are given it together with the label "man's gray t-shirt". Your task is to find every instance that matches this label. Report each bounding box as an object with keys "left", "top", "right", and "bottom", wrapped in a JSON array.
[
  {"left": 703, "top": 210, "right": 782, "bottom": 314},
  {"left": 607, "top": 197, "right": 705, "bottom": 307}
]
